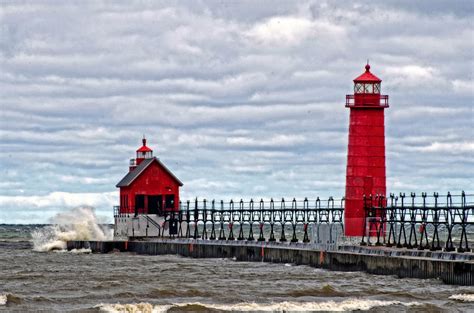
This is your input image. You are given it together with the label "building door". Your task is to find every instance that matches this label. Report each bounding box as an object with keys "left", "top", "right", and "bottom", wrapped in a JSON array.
[
  {"left": 165, "top": 195, "right": 175, "bottom": 210},
  {"left": 135, "top": 194, "right": 145, "bottom": 216},
  {"left": 148, "top": 195, "right": 163, "bottom": 215}
]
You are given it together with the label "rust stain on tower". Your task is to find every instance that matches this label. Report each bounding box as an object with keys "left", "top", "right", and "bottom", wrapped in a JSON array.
[{"left": 344, "top": 64, "right": 389, "bottom": 236}]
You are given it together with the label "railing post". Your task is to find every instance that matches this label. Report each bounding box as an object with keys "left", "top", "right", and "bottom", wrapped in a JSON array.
[
  {"left": 374, "top": 194, "right": 384, "bottom": 246},
  {"left": 418, "top": 192, "right": 428, "bottom": 250},
  {"left": 396, "top": 193, "right": 407, "bottom": 248},
  {"left": 458, "top": 191, "right": 469, "bottom": 252},
  {"left": 407, "top": 192, "right": 417, "bottom": 249},
  {"left": 444, "top": 192, "right": 455, "bottom": 252},
  {"left": 210, "top": 199, "right": 216, "bottom": 240},
  {"left": 178, "top": 201, "right": 184, "bottom": 238},
  {"left": 360, "top": 194, "right": 368, "bottom": 246},
  {"left": 258, "top": 199, "right": 265, "bottom": 242},
  {"left": 430, "top": 192, "right": 441, "bottom": 251},
  {"left": 218, "top": 200, "right": 226, "bottom": 240},
  {"left": 303, "top": 197, "right": 310, "bottom": 243},
  {"left": 202, "top": 199, "right": 208, "bottom": 240},
  {"left": 185, "top": 200, "right": 190, "bottom": 238},
  {"left": 280, "top": 198, "right": 287, "bottom": 242},
  {"left": 269, "top": 198, "right": 276, "bottom": 242},
  {"left": 291, "top": 198, "right": 298, "bottom": 243},
  {"left": 248, "top": 199, "right": 255, "bottom": 241},
  {"left": 228, "top": 200, "right": 235, "bottom": 240}
]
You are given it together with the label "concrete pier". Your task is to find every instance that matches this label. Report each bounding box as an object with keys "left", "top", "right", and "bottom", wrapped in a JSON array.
[{"left": 67, "top": 239, "right": 474, "bottom": 286}]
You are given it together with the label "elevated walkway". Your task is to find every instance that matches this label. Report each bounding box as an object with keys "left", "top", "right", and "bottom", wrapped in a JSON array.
[{"left": 67, "top": 239, "right": 473, "bottom": 286}]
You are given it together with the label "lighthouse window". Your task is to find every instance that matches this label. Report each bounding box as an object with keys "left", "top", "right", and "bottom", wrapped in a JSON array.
[
  {"left": 364, "top": 83, "right": 373, "bottom": 93},
  {"left": 354, "top": 83, "right": 363, "bottom": 93},
  {"left": 374, "top": 83, "right": 380, "bottom": 93}
]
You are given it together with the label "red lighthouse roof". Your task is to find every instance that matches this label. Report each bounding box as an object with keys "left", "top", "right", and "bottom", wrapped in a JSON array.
[
  {"left": 137, "top": 137, "right": 153, "bottom": 153},
  {"left": 353, "top": 64, "right": 381, "bottom": 83}
]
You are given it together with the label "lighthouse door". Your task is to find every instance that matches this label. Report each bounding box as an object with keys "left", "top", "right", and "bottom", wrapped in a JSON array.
[
  {"left": 135, "top": 194, "right": 145, "bottom": 216},
  {"left": 148, "top": 195, "right": 163, "bottom": 216}
]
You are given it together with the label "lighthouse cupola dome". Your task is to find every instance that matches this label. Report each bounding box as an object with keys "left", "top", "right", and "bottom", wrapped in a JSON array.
[{"left": 134, "top": 136, "right": 153, "bottom": 166}]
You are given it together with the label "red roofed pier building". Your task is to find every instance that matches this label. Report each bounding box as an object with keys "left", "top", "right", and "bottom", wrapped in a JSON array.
[{"left": 114, "top": 137, "right": 182, "bottom": 238}]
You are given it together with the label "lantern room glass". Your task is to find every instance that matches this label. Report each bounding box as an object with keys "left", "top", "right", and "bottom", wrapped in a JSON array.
[
  {"left": 137, "top": 151, "right": 153, "bottom": 159},
  {"left": 354, "top": 82, "right": 380, "bottom": 94}
]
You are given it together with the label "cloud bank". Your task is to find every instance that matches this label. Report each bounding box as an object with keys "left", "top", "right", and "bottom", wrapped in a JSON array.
[{"left": 1, "top": 1, "right": 472, "bottom": 223}]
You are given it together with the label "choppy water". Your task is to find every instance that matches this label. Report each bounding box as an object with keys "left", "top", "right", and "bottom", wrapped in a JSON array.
[{"left": 1, "top": 210, "right": 474, "bottom": 312}]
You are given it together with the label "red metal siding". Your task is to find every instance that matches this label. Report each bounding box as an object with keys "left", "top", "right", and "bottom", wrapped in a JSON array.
[
  {"left": 119, "top": 162, "right": 180, "bottom": 214},
  {"left": 344, "top": 66, "right": 388, "bottom": 237}
]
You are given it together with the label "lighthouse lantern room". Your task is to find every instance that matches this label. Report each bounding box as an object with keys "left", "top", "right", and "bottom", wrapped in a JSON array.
[{"left": 344, "top": 64, "right": 389, "bottom": 237}]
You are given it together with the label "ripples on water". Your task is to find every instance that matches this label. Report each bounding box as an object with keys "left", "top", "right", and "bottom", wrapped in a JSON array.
[{"left": 0, "top": 225, "right": 473, "bottom": 312}]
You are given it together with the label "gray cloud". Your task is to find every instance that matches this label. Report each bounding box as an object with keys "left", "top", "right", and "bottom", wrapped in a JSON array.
[{"left": 0, "top": 1, "right": 472, "bottom": 223}]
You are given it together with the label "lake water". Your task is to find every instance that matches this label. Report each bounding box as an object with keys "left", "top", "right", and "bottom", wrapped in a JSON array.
[{"left": 1, "top": 222, "right": 473, "bottom": 312}]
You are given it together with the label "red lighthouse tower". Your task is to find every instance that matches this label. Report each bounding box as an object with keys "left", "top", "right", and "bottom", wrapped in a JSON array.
[{"left": 344, "top": 64, "right": 389, "bottom": 236}]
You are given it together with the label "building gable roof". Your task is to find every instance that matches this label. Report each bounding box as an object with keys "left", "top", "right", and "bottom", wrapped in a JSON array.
[{"left": 116, "top": 157, "right": 183, "bottom": 187}]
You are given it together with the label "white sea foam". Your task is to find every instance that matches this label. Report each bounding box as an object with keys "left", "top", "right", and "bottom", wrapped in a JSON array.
[
  {"left": 97, "top": 299, "right": 422, "bottom": 312},
  {"left": 0, "top": 293, "right": 7, "bottom": 305},
  {"left": 449, "top": 294, "right": 474, "bottom": 302},
  {"left": 54, "top": 248, "right": 92, "bottom": 254},
  {"left": 31, "top": 206, "right": 113, "bottom": 252},
  {"left": 98, "top": 302, "right": 170, "bottom": 313}
]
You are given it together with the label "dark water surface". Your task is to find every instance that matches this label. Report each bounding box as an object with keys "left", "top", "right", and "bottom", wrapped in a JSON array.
[{"left": 1, "top": 225, "right": 473, "bottom": 312}]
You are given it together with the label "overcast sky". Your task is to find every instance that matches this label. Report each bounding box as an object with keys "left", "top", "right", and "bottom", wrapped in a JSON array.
[{"left": 1, "top": 1, "right": 473, "bottom": 223}]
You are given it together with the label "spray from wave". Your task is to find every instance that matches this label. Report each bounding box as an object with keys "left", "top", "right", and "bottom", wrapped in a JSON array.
[
  {"left": 31, "top": 206, "right": 113, "bottom": 252},
  {"left": 0, "top": 294, "right": 6, "bottom": 306}
]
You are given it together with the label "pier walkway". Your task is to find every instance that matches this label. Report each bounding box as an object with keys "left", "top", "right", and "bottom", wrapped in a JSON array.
[{"left": 67, "top": 238, "right": 474, "bottom": 286}]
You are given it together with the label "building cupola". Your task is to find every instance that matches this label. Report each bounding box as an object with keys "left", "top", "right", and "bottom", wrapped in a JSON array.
[{"left": 129, "top": 136, "right": 153, "bottom": 171}]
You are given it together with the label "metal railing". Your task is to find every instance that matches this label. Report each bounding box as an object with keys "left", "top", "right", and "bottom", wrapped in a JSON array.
[
  {"left": 166, "top": 198, "right": 344, "bottom": 242},
  {"left": 345, "top": 94, "right": 389, "bottom": 108},
  {"left": 113, "top": 191, "right": 473, "bottom": 252},
  {"left": 361, "top": 192, "right": 473, "bottom": 251}
]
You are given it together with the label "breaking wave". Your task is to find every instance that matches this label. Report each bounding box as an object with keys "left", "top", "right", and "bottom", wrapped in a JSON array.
[
  {"left": 0, "top": 293, "right": 22, "bottom": 306},
  {"left": 97, "top": 299, "right": 423, "bottom": 312},
  {"left": 31, "top": 206, "right": 112, "bottom": 252},
  {"left": 449, "top": 294, "right": 474, "bottom": 302}
]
